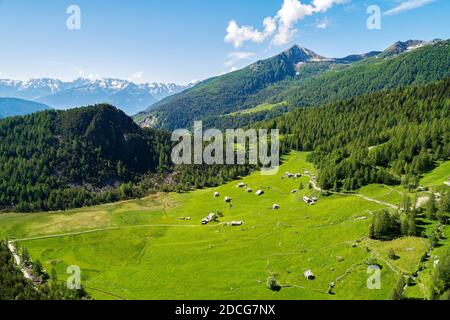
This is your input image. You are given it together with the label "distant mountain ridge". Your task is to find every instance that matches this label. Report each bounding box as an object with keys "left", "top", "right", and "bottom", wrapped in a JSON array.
[
  {"left": 0, "top": 97, "right": 51, "bottom": 119},
  {"left": 0, "top": 77, "right": 196, "bottom": 115},
  {"left": 136, "top": 39, "right": 450, "bottom": 130},
  {"left": 285, "top": 45, "right": 382, "bottom": 64},
  {"left": 382, "top": 39, "right": 437, "bottom": 56}
]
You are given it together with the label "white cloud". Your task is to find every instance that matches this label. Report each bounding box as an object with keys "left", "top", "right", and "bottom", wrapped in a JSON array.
[
  {"left": 225, "top": 0, "right": 349, "bottom": 47},
  {"left": 273, "top": 0, "right": 315, "bottom": 46},
  {"left": 128, "top": 71, "right": 144, "bottom": 82},
  {"left": 312, "top": 0, "right": 348, "bottom": 12},
  {"left": 225, "top": 51, "right": 256, "bottom": 67},
  {"left": 316, "top": 17, "right": 329, "bottom": 29},
  {"left": 218, "top": 67, "right": 241, "bottom": 76},
  {"left": 384, "top": 0, "right": 435, "bottom": 16},
  {"left": 225, "top": 17, "right": 276, "bottom": 48}
]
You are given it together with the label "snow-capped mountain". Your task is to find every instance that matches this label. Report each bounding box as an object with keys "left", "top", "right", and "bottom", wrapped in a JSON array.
[{"left": 0, "top": 78, "right": 196, "bottom": 115}]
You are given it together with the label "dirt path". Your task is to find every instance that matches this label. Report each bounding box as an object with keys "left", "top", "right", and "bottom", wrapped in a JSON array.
[
  {"left": 7, "top": 241, "right": 33, "bottom": 280},
  {"left": 82, "top": 286, "right": 128, "bottom": 300},
  {"left": 9, "top": 223, "right": 202, "bottom": 243},
  {"left": 306, "top": 174, "right": 398, "bottom": 209}
]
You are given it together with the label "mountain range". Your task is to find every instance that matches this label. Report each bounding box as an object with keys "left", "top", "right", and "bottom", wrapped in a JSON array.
[
  {"left": 1, "top": 39, "right": 448, "bottom": 124},
  {"left": 0, "top": 38, "right": 449, "bottom": 220},
  {"left": 136, "top": 39, "right": 449, "bottom": 130},
  {"left": 0, "top": 97, "right": 51, "bottom": 119},
  {"left": 0, "top": 77, "right": 195, "bottom": 116}
]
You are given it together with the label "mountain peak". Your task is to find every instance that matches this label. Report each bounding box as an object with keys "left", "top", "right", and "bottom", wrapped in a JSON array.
[
  {"left": 283, "top": 45, "right": 329, "bottom": 63},
  {"left": 384, "top": 40, "right": 427, "bottom": 56}
]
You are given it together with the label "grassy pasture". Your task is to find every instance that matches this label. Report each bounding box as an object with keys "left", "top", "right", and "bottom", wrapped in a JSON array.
[
  {"left": 0, "top": 152, "right": 447, "bottom": 300},
  {"left": 420, "top": 161, "right": 450, "bottom": 187},
  {"left": 358, "top": 184, "right": 404, "bottom": 207},
  {"left": 225, "top": 102, "right": 288, "bottom": 117}
]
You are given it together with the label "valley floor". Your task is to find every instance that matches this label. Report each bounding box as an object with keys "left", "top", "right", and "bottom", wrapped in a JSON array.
[{"left": 0, "top": 152, "right": 448, "bottom": 300}]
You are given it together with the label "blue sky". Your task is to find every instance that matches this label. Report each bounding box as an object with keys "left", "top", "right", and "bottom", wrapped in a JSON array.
[{"left": 0, "top": 0, "right": 448, "bottom": 84}]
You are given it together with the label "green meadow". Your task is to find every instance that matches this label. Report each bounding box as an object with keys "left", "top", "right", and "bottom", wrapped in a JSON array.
[
  {"left": 420, "top": 161, "right": 450, "bottom": 187},
  {"left": 0, "top": 152, "right": 448, "bottom": 300},
  {"left": 225, "top": 102, "right": 288, "bottom": 117}
]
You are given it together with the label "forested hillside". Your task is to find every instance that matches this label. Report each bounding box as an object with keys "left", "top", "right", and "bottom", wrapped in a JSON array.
[
  {"left": 0, "top": 241, "right": 86, "bottom": 300},
  {"left": 0, "top": 105, "right": 173, "bottom": 212},
  {"left": 261, "top": 78, "right": 450, "bottom": 191},
  {"left": 0, "top": 104, "right": 252, "bottom": 212},
  {"left": 140, "top": 40, "right": 450, "bottom": 131},
  {"left": 142, "top": 45, "right": 328, "bottom": 129},
  {"left": 264, "top": 40, "right": 450, "bottom": 111}
]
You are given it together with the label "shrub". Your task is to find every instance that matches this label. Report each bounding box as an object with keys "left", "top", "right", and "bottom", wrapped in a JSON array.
[
  {"left": 266, "top": 275, "right": 282, "bottom": 292},
  {"left": 388, "top": 248, "right": 398, "bottom": 260}
]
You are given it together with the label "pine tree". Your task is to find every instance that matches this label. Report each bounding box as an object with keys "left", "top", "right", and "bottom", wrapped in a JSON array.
[
  {"left": 402, "top": 193, "right": 411, "bottom": 214},
  {"left": 391, "top": 274, "right": 406, "bottom": 300},
  {"left": 426, "top": 193, "right": 437, "bottom": 220}
]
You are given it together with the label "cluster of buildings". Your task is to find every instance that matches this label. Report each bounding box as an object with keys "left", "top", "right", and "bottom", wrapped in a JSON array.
[{"left": 285, "top": 172, "right": 302, "bottom": 178}]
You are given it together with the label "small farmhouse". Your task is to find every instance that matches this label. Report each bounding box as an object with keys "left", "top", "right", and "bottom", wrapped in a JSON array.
[
  {"left": 304, "top": 270, "right": 315, "bottom": 280},
  {"left": 303, "top": 196, "right": 317, "bottom": 205},
  {"left": 202, "top": 213, "right": 216, "bottom": 225}
]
